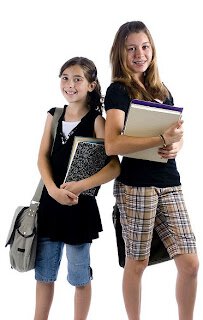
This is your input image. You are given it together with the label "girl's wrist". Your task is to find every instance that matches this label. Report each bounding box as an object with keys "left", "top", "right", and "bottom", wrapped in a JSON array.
[{"left": 47, "top": 184, "right": 58, "bottom": 197}]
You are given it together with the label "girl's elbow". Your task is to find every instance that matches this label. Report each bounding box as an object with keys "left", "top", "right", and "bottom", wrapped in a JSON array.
[
  {"left": 105, "top": 141, "right": 115, "bottom": 156},
  {"left": 110, "top": 157, "right": 121, "bottom": 178}
]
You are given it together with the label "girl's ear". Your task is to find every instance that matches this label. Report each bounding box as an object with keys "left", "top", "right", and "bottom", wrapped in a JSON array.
[{"left": 88, "top": 81, "right": 96, "bottom": 92}]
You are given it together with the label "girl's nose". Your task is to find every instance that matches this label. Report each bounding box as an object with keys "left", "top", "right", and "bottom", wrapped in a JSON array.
[
  {"left": 68, "top": 80, "right": 74, "bottom": 87},
  {"left": 134, "top": 48, "right": 143, "bottom": 58}
]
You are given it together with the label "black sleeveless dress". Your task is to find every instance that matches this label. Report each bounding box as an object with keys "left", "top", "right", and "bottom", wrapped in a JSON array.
[{"left": 37, "top": 106, "right": 103, "bottom": 244}]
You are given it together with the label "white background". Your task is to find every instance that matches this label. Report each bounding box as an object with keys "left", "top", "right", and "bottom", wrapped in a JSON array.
[{"left": 0, "top": 1, "right": 202, "bottom": 319}]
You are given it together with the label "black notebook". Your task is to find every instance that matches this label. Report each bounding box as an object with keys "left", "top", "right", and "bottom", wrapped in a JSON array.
[{"left": 64, "top": 136, "right": 108, "bottom": 196}]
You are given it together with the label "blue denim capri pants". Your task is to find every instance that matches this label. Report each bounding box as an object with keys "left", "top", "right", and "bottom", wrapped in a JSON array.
[{"left": 35, "top": 237, "right": 92, "bottom": 286}]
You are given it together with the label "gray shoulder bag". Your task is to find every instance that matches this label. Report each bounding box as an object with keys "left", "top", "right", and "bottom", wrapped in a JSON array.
[{"left": 5, "top": 108, "right": 63, "bottom": 272}]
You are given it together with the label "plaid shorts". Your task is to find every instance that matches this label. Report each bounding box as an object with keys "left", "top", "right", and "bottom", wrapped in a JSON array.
[{"left": 114, "top": 181, "right": 197, "bottom": 260}]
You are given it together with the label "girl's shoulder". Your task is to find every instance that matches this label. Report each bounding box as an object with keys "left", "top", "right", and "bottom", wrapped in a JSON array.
[
  {"left": 165, "top": 91, "right": 174, "bottom": 105},
  {"left": 47, "top": 105, "right": 66, "bottom": 116},
  {"left": 89, "top": 108, "right": 101, "bottom": 118},
  {"left": 162, "top": 83, "right": 174, "bottom": 106},
  {"left": 48, "top": 107, "right": 55, "bottom": 116},
  {"left": 105, "top": 81, "right": 129, "bottom": 101},
  {"left": 106, "top": 81, "right": 127, "bottom": 93},
  {"left": 104, "top": 81, "right": 130, "bottom": 112},
  {"left": 81, "top": 108, "right": 102, "bottom": 126}
]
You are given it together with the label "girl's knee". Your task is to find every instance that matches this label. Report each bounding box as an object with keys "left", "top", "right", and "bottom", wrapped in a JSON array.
[
  {"left": 188, "top": 256, "right": 199, "bottom": 277},
  {"left": 125, "top": 257, "right": 148, "bottom": 275},
  {"left": 176, "top": 254, "right": 199, "bottom": 278}
]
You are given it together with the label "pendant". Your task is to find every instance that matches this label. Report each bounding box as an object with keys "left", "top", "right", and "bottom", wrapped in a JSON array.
[{"left": 60, "top": 132, "right": 68, "bottom": 144}]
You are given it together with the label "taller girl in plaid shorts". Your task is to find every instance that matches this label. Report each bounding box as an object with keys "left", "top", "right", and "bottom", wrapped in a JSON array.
[{"left": 104, "top": 21, "right": 198, "bottom": 320}]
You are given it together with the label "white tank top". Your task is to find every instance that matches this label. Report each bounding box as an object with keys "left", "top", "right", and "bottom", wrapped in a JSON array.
[{"left": 62, "top": 120, "right": 80, "bottom": 138}]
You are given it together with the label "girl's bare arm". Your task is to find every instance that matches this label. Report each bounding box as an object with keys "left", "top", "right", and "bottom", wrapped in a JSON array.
[{"left": 38, "top": 113, "right": 78, "bottom": 205}]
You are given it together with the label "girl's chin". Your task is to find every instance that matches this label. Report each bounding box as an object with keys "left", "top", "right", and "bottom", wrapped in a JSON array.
[
  {"left": 134, "top": 66, "right": 146, "bottom": 72},
  {"left": 129, "top": 66, "right": 146, "bottom": 74}
]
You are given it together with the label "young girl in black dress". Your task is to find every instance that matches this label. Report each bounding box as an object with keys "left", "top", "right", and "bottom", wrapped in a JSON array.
[{"left": 34, "top": 56, "right": 120, "bottom": 320}]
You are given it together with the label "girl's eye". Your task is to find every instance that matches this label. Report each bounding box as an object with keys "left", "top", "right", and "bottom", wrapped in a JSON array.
[
  {"left": 62, "top": 76, "right": 68, "bottom": 80},
  {"left": 128, "top": 47, "right": 136, "bottom": 52},
  {"left": 74, "top": 77, "right": 83, "bottom": 83},
  {"left": 143, "top": 45, "right": 150, "bottom": 50}
]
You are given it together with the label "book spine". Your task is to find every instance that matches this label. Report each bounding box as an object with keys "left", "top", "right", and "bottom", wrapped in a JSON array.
[{"left": 131, "top": 99, "right": 183, "bottom": 113}]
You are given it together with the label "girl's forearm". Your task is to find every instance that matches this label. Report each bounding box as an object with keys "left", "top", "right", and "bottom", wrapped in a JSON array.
[
  {"left": 79, "top": 156, "right": 120, "bottom": 191},
  {"left": 37, "top": 155, "right": 57, "bottom": 193}
]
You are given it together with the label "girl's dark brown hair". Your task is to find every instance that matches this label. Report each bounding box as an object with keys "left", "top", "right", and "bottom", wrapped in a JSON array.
[
  {"left": 110, "top": 21, "right": 169, "bottom": 101},
  {"left": 59, "top": 57, "right": 103, "bottom": 113}
]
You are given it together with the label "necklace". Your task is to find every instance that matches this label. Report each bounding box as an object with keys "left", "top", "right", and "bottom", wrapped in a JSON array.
[{"left": 60, "top": 127, "right": 78, "bottom": 144}]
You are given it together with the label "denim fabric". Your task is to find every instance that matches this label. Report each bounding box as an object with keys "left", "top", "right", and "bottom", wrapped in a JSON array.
[{"left": 35, "top": 238, "right": 92, "bottom": 286}]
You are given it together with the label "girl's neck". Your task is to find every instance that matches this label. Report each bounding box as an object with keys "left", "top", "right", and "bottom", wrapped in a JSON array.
[{"left": 64, "top": 104, "right": 90, "bottom": 122}]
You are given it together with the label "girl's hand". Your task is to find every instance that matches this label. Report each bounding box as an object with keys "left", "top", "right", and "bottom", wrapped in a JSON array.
[
  {"left": 60, "top": 181, "right": 85, "bottom": 196},
  {"left": 48, "top": 186, "right": 78, "bottom": 205},
  {"left": 158, "top": 142, "right": 181, "bottom": 159},
  {"left": 162, "top": 119, "right": 183, "bottom": 145}
]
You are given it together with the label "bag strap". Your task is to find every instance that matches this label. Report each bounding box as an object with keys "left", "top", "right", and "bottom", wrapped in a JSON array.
[{"left": 32, "top": 108, "right": 64, "bottom": 203}]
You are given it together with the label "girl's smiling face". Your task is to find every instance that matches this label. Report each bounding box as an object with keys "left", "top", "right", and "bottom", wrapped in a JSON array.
[
  {"left": 125, "top": 31, "right": 153, "bottom": 80},
  {"left": 60, "top": 65, "right": 94, "bottom": 104}
]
